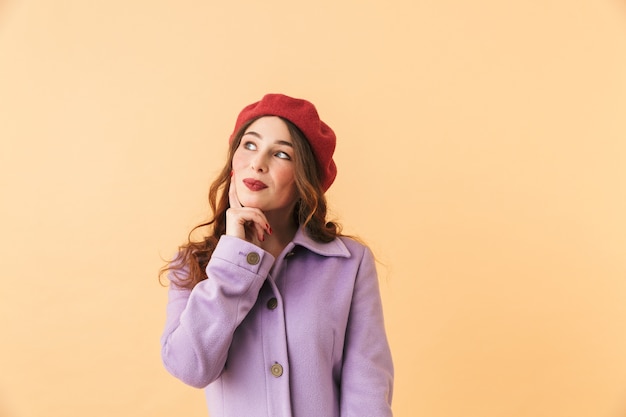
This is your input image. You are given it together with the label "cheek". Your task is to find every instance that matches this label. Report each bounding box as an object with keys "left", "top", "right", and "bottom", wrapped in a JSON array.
[
  {"left": 275, "top": 165, "right": 296, "bottom": 185},
  {"left": 277, "top": 168, "right": 298, "bottom": 198},
  {"left": 231, "top": 151, "right": 246, "bottom": 171}
]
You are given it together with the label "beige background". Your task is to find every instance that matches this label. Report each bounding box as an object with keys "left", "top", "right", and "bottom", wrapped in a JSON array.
[{"left": 1, "top": 1, "right": 626, "bottom": 416}]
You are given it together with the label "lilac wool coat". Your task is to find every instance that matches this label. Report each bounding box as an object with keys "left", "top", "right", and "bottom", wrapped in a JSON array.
[{"left": 161, "top": 228, "right": 394, "bottom": 417}]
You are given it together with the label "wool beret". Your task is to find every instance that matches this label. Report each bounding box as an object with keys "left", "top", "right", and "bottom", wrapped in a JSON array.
[{"left": 230, "top": 93, "right": 337, "bottom": 192}]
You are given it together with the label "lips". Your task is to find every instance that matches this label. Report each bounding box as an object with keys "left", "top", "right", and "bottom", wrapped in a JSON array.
[{"left": 243, "top": 178, "right": 268, "bottom": 191}]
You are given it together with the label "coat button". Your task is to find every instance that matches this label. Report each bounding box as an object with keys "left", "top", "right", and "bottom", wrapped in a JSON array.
[
  {"left": 246, "top": 252, "right": 260, "bottom": 265},
  {"left": 270, "top": 363, "right": 283, "bottom": 377},
  {"left": 267, "top": 297, "right": 278, "bottom": 310}
]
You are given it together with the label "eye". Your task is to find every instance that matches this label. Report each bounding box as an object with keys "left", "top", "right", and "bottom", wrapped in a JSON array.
[
  {"left": 243, "top": 141, "right": 257, "bottom": 151},
  {"left": 275, "top": 150, "right": 291, "bottom": 160}
]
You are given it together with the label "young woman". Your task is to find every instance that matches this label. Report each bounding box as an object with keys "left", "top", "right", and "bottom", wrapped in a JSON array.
[{"left": 160, "top": 94, "right": 394, "bottom": 417}]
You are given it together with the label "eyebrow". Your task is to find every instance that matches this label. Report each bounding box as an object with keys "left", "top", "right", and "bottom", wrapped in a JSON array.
[{"left": 243, "top": 131, "right": 293, "bottom": 147}]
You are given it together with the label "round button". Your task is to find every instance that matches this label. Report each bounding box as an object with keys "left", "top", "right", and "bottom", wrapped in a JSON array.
[
  {"left": 266, "top": 297, "right": 278, "bottom": 310},
  {"left": 246, "top": 252, "right": 260, "bottom": 265},
  {"left": 270, "top": 363, "right": 283, "bottom": 377}
]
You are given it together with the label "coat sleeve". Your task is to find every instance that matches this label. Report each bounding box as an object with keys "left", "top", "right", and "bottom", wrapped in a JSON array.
[
  {"left": 340, "top": 245, "right": 394, "bottom": 417},
  {"left": 160, "top": 236, "right": 274, "bottom": 388}
]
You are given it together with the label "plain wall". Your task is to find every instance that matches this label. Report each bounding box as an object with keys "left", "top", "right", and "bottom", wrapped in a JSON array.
[{"left": 1, "top": 1, "right": 625, "bottom": 416}]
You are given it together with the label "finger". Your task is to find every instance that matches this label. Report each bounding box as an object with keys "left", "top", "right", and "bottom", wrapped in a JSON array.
[
  {"left": 228, "top": 174, "right": 242, "bottom": 209},
  {"left": 241, "top": 210, "right": 270, "bottom": 241},
  {"left": 226, "top": 207, "right": 270, "bottom": 243},
  {"left": 250, "top": 219, "right": 269, "bottom": 242}
]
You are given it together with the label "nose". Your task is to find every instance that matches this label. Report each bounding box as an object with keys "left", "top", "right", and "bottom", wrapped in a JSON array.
[{"left": 250, "top": 153, "right": 268, "bottom": 172}]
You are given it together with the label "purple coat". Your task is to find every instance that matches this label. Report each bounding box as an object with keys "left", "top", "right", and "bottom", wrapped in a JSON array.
[{"left": 161, "top": 228, "right": 394, "bottom": 417}]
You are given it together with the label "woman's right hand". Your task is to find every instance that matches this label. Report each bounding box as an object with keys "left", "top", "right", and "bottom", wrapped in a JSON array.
[{"left": 226, "top": 174, "right": 271, "bottom": 246}]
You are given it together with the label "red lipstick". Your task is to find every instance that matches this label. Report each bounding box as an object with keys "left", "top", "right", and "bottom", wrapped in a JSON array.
[{"left": 243, "top": 178, "right": 268, "bottom": 191}]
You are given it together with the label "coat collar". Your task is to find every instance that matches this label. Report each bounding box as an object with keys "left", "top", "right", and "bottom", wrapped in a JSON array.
[{"left": 291, "top": 227, "right": 351, "bottom": 258}]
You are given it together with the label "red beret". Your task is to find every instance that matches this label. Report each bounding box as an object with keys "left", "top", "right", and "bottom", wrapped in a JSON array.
[{"left": 230, "top": 93, "right": 337, "bottom": 191}]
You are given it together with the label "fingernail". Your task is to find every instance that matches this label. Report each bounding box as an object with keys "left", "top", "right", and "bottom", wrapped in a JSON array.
[{"left": 230, "top": 170, "right": 234, "bottom": 177}]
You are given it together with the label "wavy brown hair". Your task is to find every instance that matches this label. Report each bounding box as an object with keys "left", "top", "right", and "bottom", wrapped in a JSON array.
[{"left": 160, "top": 116, "right": 342, "bottom": 289}]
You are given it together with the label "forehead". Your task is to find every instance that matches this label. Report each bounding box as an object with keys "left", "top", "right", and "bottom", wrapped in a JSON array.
[{"left": 244, "top": 116, "right": 292, "bottom": 143}]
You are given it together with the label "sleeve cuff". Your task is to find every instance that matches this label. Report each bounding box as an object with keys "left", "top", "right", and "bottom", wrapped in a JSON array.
[{"left": 210, "top": 235, "right": 275, "bottom": 276}]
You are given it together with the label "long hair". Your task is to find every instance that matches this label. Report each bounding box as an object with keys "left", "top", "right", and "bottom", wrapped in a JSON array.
[{"left": 159, "top": 116, "right": 342, "bottom": 289}]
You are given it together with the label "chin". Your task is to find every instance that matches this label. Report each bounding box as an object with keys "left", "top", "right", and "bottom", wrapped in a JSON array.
[{"left": 238, "top": 197, "right": 265, "bottom": 210}]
